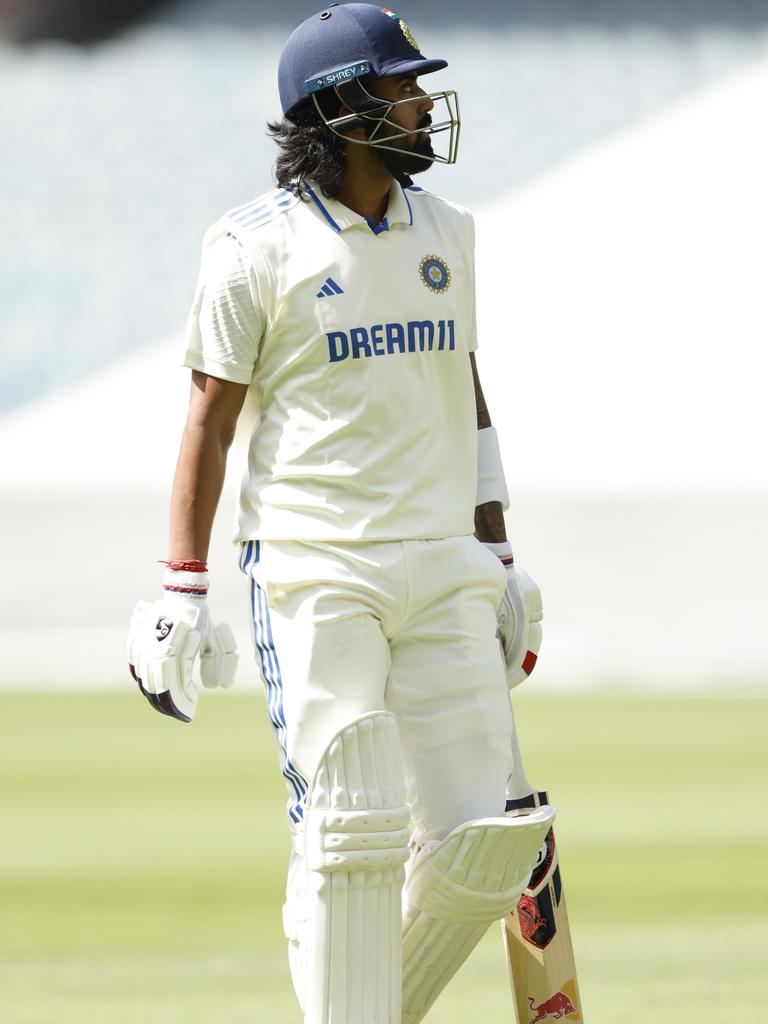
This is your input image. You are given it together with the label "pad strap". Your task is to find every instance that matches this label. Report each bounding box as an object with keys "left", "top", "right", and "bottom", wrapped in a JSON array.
[{"left": 306, "top": 806, "right": 411, "bottom": 872}]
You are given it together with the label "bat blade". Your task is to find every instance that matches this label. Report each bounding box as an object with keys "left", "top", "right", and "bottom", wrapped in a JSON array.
[{"left": 503, "top": 758, "right": 583, "bottom": 1023}]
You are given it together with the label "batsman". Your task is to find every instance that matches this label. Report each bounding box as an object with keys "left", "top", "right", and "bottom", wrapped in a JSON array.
[{"left": 128, "top": 5, "right": 551, "bottom": 1021}]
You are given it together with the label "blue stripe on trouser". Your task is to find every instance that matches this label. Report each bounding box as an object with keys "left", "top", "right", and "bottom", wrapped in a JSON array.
[{"left": 240, "top": 540, "right": 308, "bottom": 824}]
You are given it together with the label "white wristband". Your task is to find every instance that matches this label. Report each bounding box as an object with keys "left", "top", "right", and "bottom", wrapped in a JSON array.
[
  {"left": 483, "top": 540, "right": 514, "bottom": 562},
  {"left": 162, "top": 568, "right": 209, "bottom": 599},
  {"left": 476, "top": 426, "right": 510, "bottom": 510}
]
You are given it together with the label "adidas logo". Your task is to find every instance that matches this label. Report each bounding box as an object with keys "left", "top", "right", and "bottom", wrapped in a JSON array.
[{"left": 316, "top": 277, "right": 344, "bottom": 299}]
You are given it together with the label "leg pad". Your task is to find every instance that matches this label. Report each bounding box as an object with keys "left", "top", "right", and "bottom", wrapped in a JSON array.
[
  {"left": 286, "top": 712, "right": 411, "bottom": 1024},
  {"left": 402, "top": 808, "right": 555, "bottom": 1023}
]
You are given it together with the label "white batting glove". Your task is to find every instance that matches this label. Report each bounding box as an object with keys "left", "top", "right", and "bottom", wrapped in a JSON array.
[
  {"left": 484, "top": 542, "right": 543, "bottom": 690},
  {"left": 127, "top": 566, "right": 238, "bottom": 722}
]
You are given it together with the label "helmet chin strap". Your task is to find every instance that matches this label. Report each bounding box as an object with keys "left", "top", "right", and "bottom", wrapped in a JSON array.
[
  {"left": 374, "top": 148, "right": 416, "bottom": 188},
  {"left": 392, "top": 168, "right": 415, "bottom": 187}
]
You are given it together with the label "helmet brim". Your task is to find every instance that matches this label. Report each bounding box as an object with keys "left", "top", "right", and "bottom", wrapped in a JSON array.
[{"left": 376, "top": 57, "right": 448, "bottom": 80}]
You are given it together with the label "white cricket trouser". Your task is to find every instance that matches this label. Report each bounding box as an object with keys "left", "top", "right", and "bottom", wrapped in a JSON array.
[{"left": 239, "top": 535, "right": 513, "bottom": 842}]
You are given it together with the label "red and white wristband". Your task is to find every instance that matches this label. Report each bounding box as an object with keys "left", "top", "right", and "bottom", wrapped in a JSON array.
[
  {"left": 161, "top": 559, "right": 209, "bottom": 599},
  {"left": 483, "top": 540, "right": 515, "bottom": 567}
]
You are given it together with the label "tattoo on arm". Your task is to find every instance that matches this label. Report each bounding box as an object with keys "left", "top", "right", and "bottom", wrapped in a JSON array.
[{"left": 475, "top": 501, "right": 507, "bottom": 543}]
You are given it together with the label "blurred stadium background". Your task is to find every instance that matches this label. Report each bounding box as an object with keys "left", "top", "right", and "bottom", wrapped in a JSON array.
[
  {"left": 1, "top": 2, "right": 766, "bottom": 1022},
  {"left": 1, "top": 0, "right": 767, "bottom": 690},
  {"left": 1, "top": 0, "right": 768, "bottom": 692}
]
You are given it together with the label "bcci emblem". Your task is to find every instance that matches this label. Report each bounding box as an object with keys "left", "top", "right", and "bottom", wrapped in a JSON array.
[
  {"left": 419, "top": 254, "right": 451, "bottom": 293},
  {"left": 381, "top": 7, "right": 420, "bottom": 51}
]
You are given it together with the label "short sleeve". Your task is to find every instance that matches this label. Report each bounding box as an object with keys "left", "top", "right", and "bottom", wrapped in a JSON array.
[{"left": 183, "top": 231, "right": 265, "bottom": 385}]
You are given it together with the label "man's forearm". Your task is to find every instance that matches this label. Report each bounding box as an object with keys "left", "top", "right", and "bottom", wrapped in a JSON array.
[
  {"left": 475, "top": 501, "right": 506, "bottom": 544},
  {"left": 168, "top": 421, "right": 233, "bottom": 561},
  {"left": 167, "top": 372, "right": 247, "bottom": 561}
]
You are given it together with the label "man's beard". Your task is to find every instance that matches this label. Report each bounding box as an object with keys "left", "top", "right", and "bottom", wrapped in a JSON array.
[{"left": 375, "top": 118, "right": 435, "bottom": 182}]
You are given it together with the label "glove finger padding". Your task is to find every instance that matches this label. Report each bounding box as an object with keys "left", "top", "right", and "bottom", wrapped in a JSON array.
[
  {"left": 498, "top": 565, "right": 543, "bottom": 690},
  {"left": 127, "top": 600, "right": 203, "bottom": 722},
  {"left": 199, "top": 622, "right": 239, "bottom": 690}
]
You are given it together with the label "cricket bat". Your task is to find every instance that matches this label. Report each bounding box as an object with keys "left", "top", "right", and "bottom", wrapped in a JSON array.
[{"left": 502, "top": 720, "right": 583, "bottom": 1024}]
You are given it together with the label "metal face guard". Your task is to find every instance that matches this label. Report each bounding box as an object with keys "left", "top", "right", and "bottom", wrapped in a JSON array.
[{"left": 312, "top": 81, "right": 461, "bottom": 166}]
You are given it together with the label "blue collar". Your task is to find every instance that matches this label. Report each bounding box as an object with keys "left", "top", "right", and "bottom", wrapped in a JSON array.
[
  {"left": 366, "top": 215, "right": 390, "bottom": 235},
  {"left": 305, "top": 182, "right": 414, "bottom": 235}
]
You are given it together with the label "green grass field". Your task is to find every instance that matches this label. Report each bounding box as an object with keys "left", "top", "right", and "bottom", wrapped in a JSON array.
[{"left": 1, "top": 691, "right": 766, "bottom": 1023}]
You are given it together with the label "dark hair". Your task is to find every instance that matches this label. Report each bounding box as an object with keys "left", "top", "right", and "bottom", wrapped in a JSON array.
[{"left": 266, "top": 98, "right": 347, "bottom": 200}]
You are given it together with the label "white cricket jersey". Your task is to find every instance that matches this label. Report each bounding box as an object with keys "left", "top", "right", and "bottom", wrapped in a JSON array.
[{"left": 184, "top": 181, "right": 479, "bottom": 543}]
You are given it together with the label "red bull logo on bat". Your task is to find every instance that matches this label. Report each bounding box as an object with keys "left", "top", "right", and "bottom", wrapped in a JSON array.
[
  {"left": 527, "top": 980, "right": 581, "bottom": 1023},
  {"left": 528, "top": 992, "right": 576, "bottom": 1022}
]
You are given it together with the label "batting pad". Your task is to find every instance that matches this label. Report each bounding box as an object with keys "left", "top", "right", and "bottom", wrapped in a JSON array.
[
  {"left": 401, "top": 808, "right": 555, "bottom": 1024},
  {"left": 288, "top": 712, "right": 411, "bottom": 1024}
]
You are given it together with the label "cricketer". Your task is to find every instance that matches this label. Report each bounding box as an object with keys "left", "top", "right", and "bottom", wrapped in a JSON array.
[{"left": 128, "top": 5, "right": 548, "bottom": 1021}]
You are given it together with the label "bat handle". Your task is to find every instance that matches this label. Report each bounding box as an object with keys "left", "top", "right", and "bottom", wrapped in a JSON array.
[{"left": 506, "top": 702, "right": 535, "bottom": 802}]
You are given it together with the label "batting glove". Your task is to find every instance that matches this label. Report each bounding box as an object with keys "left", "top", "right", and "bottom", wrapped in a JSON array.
[
  {"left": 127, "top": 565, "right": 238, "bottom": 722},
  {"left": 485, "top": 542, "right": 543, "bottom": 690}
]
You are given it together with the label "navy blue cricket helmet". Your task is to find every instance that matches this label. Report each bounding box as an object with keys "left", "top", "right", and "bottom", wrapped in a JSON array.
[{"left": 277, "top": 4, "right": 461, "bottom": 165}]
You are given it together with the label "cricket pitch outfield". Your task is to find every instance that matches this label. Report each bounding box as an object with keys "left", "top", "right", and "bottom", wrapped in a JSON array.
[{"left": 1, "top": 692, "right": 765, "bottom": 1023}]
